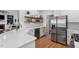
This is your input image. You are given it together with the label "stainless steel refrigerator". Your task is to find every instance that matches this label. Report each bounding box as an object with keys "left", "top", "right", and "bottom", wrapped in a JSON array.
[{"left": 50, "top": 15, "right": 68, "bottom": 45}]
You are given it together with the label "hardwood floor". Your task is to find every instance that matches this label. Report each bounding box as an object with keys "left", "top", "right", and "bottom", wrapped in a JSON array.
[{"left": 35, "top": 35, "right": 69, "bottom": 48}]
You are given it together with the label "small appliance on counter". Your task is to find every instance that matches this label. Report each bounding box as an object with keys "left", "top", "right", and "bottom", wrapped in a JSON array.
[
  {"left": 70, "top": 34, "right": 79, "bottom": 48},
  {"left": 7, "top": 15, "right": 14, "bottom": 25},
  {"left": 0, "top": 15, "right": 5, "bottom": 20},
  {"left": 74, "top": 34, "right": 79, "bottom": 48},
  {"left": 70, "top": 34, "right": 75, "bottom": 48}
]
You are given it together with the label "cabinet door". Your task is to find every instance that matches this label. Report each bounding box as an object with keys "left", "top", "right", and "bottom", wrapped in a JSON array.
[
  {"left": 19, "top": 41, "right": 35, "bottom": 48},
  {"left": 28, "top": 29, "right": 34, "bottom": 36},
  {"left": 68, "top": 10, "right": 79, "bottom": 22},
  {"left": 54, "top": 10, "right": 62, "bottom": 16},
  {"left": 35, "top": 28, "right": 40, "bottom": 39},
  {"left": 40, "top": 28, "right": 42, "bottom": 37},
  {"left": 51, "top": 16, "right": 57, "bottom": 42},
  {"left": 54, "top": 10, "right": 68, "bottom": 16},
  {"left": 40, "top": 27, "right": 45, "bottom": 37},
  {"left": 67, "top": 32, "right": 71, "bottom": 45}
]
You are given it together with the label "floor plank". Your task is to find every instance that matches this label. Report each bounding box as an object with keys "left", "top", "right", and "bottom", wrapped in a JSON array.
[{"left": 35, "top": 35, "right": 69, "bottom": 48}]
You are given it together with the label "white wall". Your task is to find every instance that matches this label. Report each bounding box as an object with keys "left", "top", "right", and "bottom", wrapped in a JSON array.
[
  {"left": 54, "top": 10, "right": 62, "bottom": 16},
  {"left": 19, "top": 10, "right": 41, "bottom": 28},
  {"left": 28, "top": 10, "right": 40, "bottom": 15},
  {"left": 40, "top": 10, "right": 54, "bottom": 15},
  {"left": 68, "top": 10, "right": 79, "bottom": 22},
  {"left": 7, "top": 10, "right": 19, "bottom": 24},
  {"left": 19, "top": 10, "right": 54, "bottom": 28},
  {"left": 0, "top": 10, "right": 19, "bottom": 29},
  {"left": 54, "top": 10, "right": 79, "bottom": 22},
  {"left": 40, "top": 10, "right": 54, "bottom": 27},
  {"left": 19, "top": 10, "right": 26, "bottom": 28},
  {"left": 40, "top": 10, "right": 54, "bottom": 34}
]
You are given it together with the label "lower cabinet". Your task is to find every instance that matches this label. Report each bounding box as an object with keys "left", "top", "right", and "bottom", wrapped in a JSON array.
[
  {"left": 35, "top": 28, "right": 40, "bottom": 39},
  {"left": 28, "top": 29, "right": 35, "bottom": 36},
  {"left": 40, "top": 27, "right": 45, "bottom": 37},
  {"left": 35, "top": 27, "right": 45, "bottom": 39},
  {"left": 28, "top": 27, "right": 46, "bottom": 39},
  {"left": 67, "top": 32, "right": 71, "bottom": 45},
  {"left": 19, "top": 41, "right": 35, "bottom": 48}
]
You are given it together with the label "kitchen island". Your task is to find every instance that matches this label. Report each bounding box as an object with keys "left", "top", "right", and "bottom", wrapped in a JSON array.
[{"left": 0, "top": 28, "right": 36, "bottom": 48}]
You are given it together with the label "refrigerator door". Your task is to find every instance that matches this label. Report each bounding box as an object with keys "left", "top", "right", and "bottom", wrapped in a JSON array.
[
  {"left": 57, "top": 16, "right": 67, "bottom": 45},
  {"left": 51, "top": 16, "right": 57, "bottom": 42},
  {"left": 50, "top": 16, "right": 67, "bottom": 45}
]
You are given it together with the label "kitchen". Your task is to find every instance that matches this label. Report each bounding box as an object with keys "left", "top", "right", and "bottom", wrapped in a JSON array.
[
  {"left": 0, "top": 10, "right": 79, "bottom": 48},
  {"left": 0, "top": 10, "right": 37, "bottom": 48},
  {"left": 36, "top": 10, "right": 79, "bottom": 48},
  {"left": 0, "top": 10, "right": 46, "bottom": 48}
]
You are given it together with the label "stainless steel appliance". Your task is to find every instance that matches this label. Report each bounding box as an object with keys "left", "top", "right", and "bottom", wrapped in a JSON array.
[
  {"left": 70, "top": 34, "right": 79, "bottom": 48},
  {"left": 7, "top": 15, "right": 14, "bottom": 25},
  {"left": 49, "top": 15, "right": 68, "bottom": 45},
  {"left": 0, "top": 15, "right": 5, "bottom": 20}
]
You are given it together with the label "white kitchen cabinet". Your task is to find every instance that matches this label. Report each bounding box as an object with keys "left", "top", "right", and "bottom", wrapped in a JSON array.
[
  {"left": 0, "top": 29, "right": 36, "bottom": 48},
  {"left": 68, "top": 10, "right": 79, "bottom": 22},
  {"left": 74, "top": 42, "right": 79, "bottom": 48},
  {"left": 27, "top": 29, "right": 35, "bottom": 36},
  {"left": 40, "top": 10, "right": 54, "bottom": 15},
  {"left": 54, "top": 10, "right": 79, "bottom": 22},
  {"left": 54, "top": 10, "right": 62, "bottom": 16},
  {"left": 60, "top": 10, "right": 69, "bottom": 15},
  {"left": 19, "top": 41, "right": 35, "bottom": 48},
  {"left": 28, "top": 27, "right": 46, "bottom": 38},
  {"left": 40, "top": 27, "right": 45, "bottom": 37},
  {"left": 67, "top": 31, "right": 71, "bottom": 45},
  {"left": 54, "top": 10, "right": 69, "bottom": 16}
]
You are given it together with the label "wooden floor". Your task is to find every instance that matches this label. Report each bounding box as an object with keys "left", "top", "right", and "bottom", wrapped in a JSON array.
[{"left": 35, "top": 35, "right": 69, "bottom": 48}]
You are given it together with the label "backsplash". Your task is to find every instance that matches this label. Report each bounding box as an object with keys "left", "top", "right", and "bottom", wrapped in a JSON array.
[{"left": 68, "top": 22, "right": 79, "bottom": 30}]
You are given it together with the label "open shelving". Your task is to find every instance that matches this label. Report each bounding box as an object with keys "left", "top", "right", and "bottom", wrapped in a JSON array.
[{"left": 25, "top": 16, "right": 43, "bottom": 19}]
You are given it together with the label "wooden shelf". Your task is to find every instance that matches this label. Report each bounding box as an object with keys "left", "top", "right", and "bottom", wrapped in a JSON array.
[{"left": 25, "top": 16, "right": 43, "bottom": 19}]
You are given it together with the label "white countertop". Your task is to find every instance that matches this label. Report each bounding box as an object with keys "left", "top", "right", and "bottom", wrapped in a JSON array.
[
  {"left": 0, "top": 29, "right": 36, "bottom": 48},
  {"left": 68, "top": 29, "right": 79, "bottom": 34},
  {"left": 24, "top": 23, "right": 45, "bottom": 29}
]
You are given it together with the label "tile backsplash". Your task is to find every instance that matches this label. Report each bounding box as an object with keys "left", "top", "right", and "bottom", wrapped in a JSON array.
[{"left": 68, "top": 22, "right": 79, "bottom": 30}]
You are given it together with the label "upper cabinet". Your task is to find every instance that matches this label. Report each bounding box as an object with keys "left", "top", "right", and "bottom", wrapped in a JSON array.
[
  {"left": 54, "top": 10, "right": 69, "bottom": 16},
  {"left": 68, "top": 10, "right": 79, "bottom": 22},
  {"left": 54, "top": 10, "right": 79, "bottom": 22},
  {"left": 54, "top": 10, "right": 62, "bottom": 16},
  {"left": 40, "top": 10, "right": 54, "bottom": 15}
]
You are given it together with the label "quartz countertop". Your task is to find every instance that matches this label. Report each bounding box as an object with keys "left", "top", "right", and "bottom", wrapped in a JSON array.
[
  {"left": 0, "top": 29, "right": 36, "bottom": 48},
  {"left": 68, "top": 29, "right": 79, "bottom": 34}
]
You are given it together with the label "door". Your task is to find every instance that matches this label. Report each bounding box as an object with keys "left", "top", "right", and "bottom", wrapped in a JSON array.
[
  {"left": 57, "top": 16, "right": 67, "bottom": 45},
  {"left": 50, "top": 16, "right": 57, "bottom": 42},
  {"left": 35, "top": 28, "right": 40, "bottom": 39},
  {"left": 50, "top": 15, "right": 68, "bottom": 45}
]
